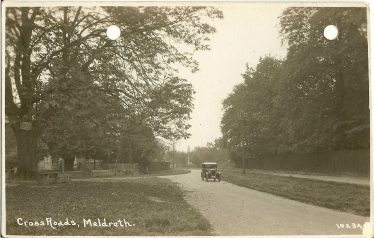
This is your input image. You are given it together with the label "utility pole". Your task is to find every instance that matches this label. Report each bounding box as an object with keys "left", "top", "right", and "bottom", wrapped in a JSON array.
[
  {"left": 187, "top": 145, "right": 191, "bottom": 166},
  {"left": 172, "top": 141, "right": 176, "bottom": 167},
  {"left": 238, "top": 111, "right": 246, "bottom": 175},
  {"left": 242, "top": 141, "right": 246, "bottom": 175}
]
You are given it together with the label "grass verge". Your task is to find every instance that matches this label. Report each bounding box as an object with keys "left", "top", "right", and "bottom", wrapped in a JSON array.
[
  {"left": 6, "top": 177, "right": 211, "bottom": 236},
  {"left": 68, "top": 168, "right": 190, "bottom": 179},
  {"left": 222, "top": 170, "right": 369, "bottom": 216},
  {"left": 145, "top": 168, "right": 190, "bottom": 176}
]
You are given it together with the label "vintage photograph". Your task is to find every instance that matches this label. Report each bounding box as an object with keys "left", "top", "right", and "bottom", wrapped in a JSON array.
[{"left": 2, "top": 1, "right": 371, "bottom": 236}]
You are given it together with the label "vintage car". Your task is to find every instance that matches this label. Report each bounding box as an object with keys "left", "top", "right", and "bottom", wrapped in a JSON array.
[{"left": 201, "top": 162, "right": 221, "bottom": 182}]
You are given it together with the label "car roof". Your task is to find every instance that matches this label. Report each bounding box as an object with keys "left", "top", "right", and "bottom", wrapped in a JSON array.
[{"left": 202, "top": 162, "right": 217, "bottom": 165}]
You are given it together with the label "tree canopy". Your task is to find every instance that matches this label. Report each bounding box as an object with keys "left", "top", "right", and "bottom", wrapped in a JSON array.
[
  {"left": 221, "top": 7, "right": 368, "bottom": 164},
  {"left": 5, "top": 6, "right": 222, "bottom": 176}
]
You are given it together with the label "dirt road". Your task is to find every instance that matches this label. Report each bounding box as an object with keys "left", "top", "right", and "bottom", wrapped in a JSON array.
[{"left": 165, "top": 169, "right": 369, "bottom": 236}]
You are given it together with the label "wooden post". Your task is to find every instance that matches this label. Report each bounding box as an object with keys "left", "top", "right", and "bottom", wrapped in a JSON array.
[{"left": 242, "top": 142, "right": 246, "bottom": 175}]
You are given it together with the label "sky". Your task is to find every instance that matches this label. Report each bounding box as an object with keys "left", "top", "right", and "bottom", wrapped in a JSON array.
[{"left": 176, "top": 5, "right": 288, "bottom": 151}]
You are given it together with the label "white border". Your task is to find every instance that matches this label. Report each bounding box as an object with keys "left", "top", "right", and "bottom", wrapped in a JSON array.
[
  {"left": 0, "top": 1, "right": 369, "bottom": 7},
  {"left": 1, "top": 1, "right": 372, "bottom": 237}
]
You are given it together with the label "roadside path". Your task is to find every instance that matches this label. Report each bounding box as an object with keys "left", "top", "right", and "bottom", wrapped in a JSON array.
[{"left": 228, "top": 169, "right": 369, "bottom": 186}]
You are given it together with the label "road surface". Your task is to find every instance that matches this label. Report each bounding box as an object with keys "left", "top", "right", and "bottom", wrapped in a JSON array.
[{"left": 164, "top": 169, "right": 369, "bottom": 236}]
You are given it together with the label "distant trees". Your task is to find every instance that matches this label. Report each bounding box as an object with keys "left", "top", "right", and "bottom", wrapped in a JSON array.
[
  {"left": 5, "top": 6, "right": 222, "bottom": 177},
  {"left": 221, "top": 7, "right": 369, "bottom": 166},
  {"left": 164, "top": 142, "right": 230, "bottom": 168},
  {"left": 188, "top": 145, "right": 230, "bottom": 167},
  {"left": 165, "top": 150, "right": 188, "bottom": 167}
]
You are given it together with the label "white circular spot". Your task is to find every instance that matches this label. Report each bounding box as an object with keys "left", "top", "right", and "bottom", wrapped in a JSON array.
[
  {"left": 106, "top": 25, "right": 121, "bottom": 40},
  {"left": 324, "top": 25, "right": 338, "bottom": 40}
]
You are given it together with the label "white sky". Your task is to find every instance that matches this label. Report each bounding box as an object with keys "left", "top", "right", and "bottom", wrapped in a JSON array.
[{"left": 176, "top": 5, "right": 288, "bottom": 151}]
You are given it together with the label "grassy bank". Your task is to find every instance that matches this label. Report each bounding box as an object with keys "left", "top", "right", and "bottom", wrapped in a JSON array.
[
  {"left": 67, "top": 168, "right": 190, "bottom": 179},
  {"left": 146, "top": 168, "right": 190, "bottom": 176},
  {"left": 6, "top": 177, "right": 211, "bottom": 236},
  {"left": 222, "top": 170, "right": 369, "bottom": 216}
]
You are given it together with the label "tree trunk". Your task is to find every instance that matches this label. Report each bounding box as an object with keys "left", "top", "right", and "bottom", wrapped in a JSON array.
[{"left": 13, "top": 125, "right": 39, "bottom": 178}]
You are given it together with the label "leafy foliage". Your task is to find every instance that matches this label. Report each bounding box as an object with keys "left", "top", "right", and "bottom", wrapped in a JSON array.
[
  {"left": 221, "top": 7, "right": 369, "bottom": 164},
  {"left": 189, "top": 146, "right": 230, "bottom": 167},
  {"left": 5, "top": 6, "right": 222, "bottom": 175}
]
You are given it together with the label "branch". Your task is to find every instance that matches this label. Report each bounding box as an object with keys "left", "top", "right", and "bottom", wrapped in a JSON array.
[
  {"left": 32, "top": 28, "right": 105, "bottom": 76},
  {"left": 13, "top": 54, "right": 23, "bottom": 104},
  {"left": 71, "top": 7, "right": 82, "bottom": 28}
]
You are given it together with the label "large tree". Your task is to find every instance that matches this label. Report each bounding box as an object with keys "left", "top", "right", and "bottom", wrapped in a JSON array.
[
  {"left": 278, "top": 7, "right": 369, "bottom": 152},
  {"left": 221, "top": 7, "right": 368, "bottom": 164},
  {"left": 5, "top": 6, "right": 222, "bottom": 177},
  {"left": 221, "top": 57, "right": 282, "bottom": 159}
]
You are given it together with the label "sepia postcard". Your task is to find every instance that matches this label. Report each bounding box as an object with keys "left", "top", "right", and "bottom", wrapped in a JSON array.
[{"left": 1, "top": 0, "right": 373, "bottom": 237}]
